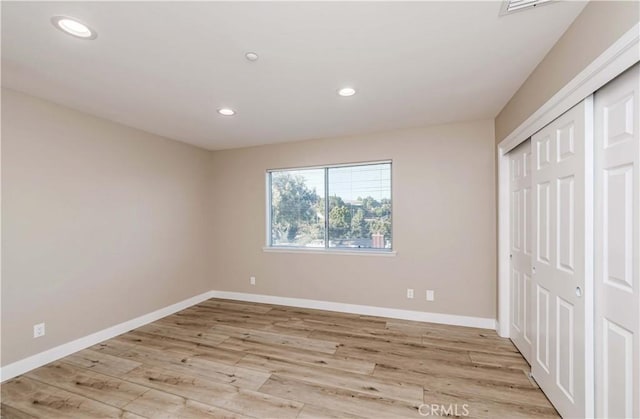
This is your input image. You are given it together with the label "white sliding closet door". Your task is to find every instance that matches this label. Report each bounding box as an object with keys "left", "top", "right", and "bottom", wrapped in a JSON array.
[
  {"left": 531, "top": 98, "right": 593, "bottom": 419},
  {"left": 594, "top": 63, "right": 639, "bottom": 419},
  {"left": 510, "top": 140, "right": 533, "bottom": 363}
]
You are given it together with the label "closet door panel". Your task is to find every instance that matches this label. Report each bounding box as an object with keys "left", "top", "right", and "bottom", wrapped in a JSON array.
[
  {"left": 509, "top": 140, "right": 533, "bottom": 362},
  {"left": 595, "top": 63, "right": 639, "bottom": 419},
  {"left": 531, "top": 97, "right": 591, "bottom": 419}
]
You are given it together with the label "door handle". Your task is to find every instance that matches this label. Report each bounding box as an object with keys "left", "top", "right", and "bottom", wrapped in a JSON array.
[{"left": 575, "top": 286, "right": 582, "bottom": 297}]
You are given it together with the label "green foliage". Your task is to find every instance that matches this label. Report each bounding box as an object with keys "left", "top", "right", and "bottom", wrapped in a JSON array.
[
  {"left": 360, "top": 196, "right": 381, "bottom": 212},
  {"left": 371, "top": 216, "right": 392, "bottom": 239},
  {"left": 350, "top": 209, "right": 368, "bottom": 238},
  {"left": 329, "top": 204, "right": 352, "bottom": 238},
  {"left": 271, "top": 173, "right": 320, "bottom": 242},
  {"left": 358, "top": 196, "right": 392, "bottom": 241}
]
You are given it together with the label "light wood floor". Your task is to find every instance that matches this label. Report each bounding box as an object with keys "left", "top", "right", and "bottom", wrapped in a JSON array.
[{"left": 1, "top": 299, "right": 558, "bottom": 418}]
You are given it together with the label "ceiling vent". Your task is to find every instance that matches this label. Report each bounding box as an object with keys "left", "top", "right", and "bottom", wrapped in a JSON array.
[{"left": 500, "top": 0, "right": 553, "bottom": 15}]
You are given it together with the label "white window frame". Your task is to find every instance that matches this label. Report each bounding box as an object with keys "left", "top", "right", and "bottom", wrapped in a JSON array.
[{"left": 264, "top": 160, "right": 395, "bottom": 256}]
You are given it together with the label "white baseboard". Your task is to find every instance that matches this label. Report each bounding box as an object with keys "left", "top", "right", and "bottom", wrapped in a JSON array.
[
  {"left": 1, "top": 289, "right": 497, "bottom": 382},
  {"left": 211, "top": 290, "right": 497, "bottom": 330},
  {"left": 0, "top": 290, "right": 215, "bottom": 382},
  {"left": 495, "top": 321, "right": 507, "bottom": 338}
]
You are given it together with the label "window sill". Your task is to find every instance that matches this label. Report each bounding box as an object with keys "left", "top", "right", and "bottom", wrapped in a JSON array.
[{"left": 262, "top": 247, "right": 397, "bottom": 257}]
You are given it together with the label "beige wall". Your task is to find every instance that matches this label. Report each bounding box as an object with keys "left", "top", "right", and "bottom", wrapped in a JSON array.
[
  {"left": 495, "top": 0, "right": 640, "bottom": 143},
  {"left": 2, "top": 91, "right": 496, "bottom": 367},
  {"left": 1, "top": 89, "right": 212, "bottom": 366},
  {"left": 2, "top": 91, "right": 497, "bottom": 366},
  {"left": 209, "top": 120, "right": 497, "bottom": 319}
]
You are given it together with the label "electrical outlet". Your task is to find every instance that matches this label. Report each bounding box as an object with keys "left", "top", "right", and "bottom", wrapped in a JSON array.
[
  {"left": 426, "top": 290, "right": 435, "bottom": 301},
  {"left": 407, "top": 288, "right": 414, "bottom": 299},
  {"left": 33, "top": 323, "right": 45, "bottom": 338},
  {"left": 250, "top": 276, "right": 256, "bottom": 285}
]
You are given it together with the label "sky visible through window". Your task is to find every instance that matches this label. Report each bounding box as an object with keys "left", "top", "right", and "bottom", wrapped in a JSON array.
[{"left": 294, "top": 163, "right": 391, "bottom": 202}]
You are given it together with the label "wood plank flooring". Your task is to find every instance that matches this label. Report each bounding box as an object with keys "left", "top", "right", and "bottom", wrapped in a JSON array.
[{"left": 1, "top": 299, "right": 559, "bottom": 418}]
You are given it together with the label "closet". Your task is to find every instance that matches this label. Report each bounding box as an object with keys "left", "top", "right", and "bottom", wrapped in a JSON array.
[{"left": 507, "top": 63, "right": 639, "bottom": 418}]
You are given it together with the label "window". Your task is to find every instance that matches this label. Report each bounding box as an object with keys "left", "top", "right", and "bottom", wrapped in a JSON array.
[{"left": 268, "top": 161, "right": 392, "bottom": 251}]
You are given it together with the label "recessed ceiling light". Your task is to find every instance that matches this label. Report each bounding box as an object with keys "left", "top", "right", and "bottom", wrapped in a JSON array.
[
  {"left": 245, "top": 52, "right": 259, "bottom": 62},
  {"left": 338, "top": 87, "right": 356, "bottom": 97},
  {"left": 51, "top": 16, "right": 97, "bottom": 40},
  {"left": 217, "top": 108, "right": 236, "bottom": 116}
]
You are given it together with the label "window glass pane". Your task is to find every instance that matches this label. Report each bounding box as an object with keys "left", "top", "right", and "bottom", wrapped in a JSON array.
[
  {"left": 270, "top": 168, "right": 325, "bottom": 247},
  {"left": 327, "top": 163, "right": 392, "bottom": 249}
]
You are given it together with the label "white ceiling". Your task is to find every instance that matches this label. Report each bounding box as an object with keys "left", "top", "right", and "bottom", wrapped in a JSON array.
[{"left": 1, "top": 1, "right": 587, "bottom": 150}]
